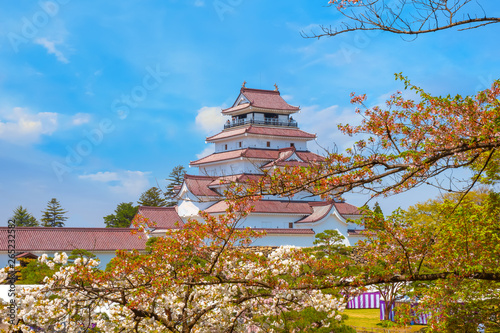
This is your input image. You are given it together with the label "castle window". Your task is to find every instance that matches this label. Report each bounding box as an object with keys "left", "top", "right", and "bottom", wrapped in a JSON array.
[
  {"left": 289, "top": 223, "right": 293, "bottom": 229},
  {"left": 225, "top": 144, "right": 227, "bottom": 150},
  {"left": 266, "top": 141, "right": 270, "bottom": 147},
  {"left": 239, "top": 141, "right": 242, "bottom": 148},
  {"left": 290, "top": 143, "right": 295, "bottom": 148}
]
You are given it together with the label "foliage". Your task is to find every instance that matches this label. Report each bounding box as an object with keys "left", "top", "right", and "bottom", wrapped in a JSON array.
[
  {"left": 16, "top": 255, "right": 62, "bottom": 285},
  {"left": 377, "top": 320, "right": 397, "bottom": 328},
  {"left": 145, "top": 236, "right": 159, "bottom": 253},
  {"left": 103, "top": 202, "right": 138, "bottom": 228},
  {"left": 312, "top": 229, "right": 351, "bottom": 258},
  {"left": 41, "top": 198, "right": 68, "bottom": 227},
  {"left": 303, "top": 0, "right": 500, "bottom": 39},
  {"left": 165, "top": 165, "right": 186, "bottom": 206},
  {"left": 259, "top": 75, "right": 500, "bottom": 200},
  {"left": 11, "top": 205, "right": 39, "bottom": 227},
  {"left": 376, "top": 282, "right": 407, "bottom": 322},
  {"left": 138, "top": 186, "right": 167, "bottom": 207},
  {"left": 68, "top": 249, "right": 97, "bottom": 261},
  {"left": 355, "top": 191, "right": 500, "bottom": 331},
  {"left": 15, "top": 250, "right": 96, "bottom": 285},
  {"left": 3, "top": 197, "right": 349, "bottom": 332},
  {"left": 393, "top": 303, "right": 412, "bottom": 328},
  {"left": 255, "top": 307, "right": 355, "bottom": 332}
]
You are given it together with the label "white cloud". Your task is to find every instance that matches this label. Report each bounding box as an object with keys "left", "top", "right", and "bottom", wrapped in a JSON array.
[
  {"left": 295, "top": 105, "right": 363, "bottom": 152},
  {"left": 79, "top": 170, "right": 151, "bottom": 197},
  {"left": 195, "top": 106, "right": 226, "bottom": 134},
  {"left": 194, "top": 0, "right": 205, "bottom": 6},
  {"left": 71, "top": 113, "right": 91, "bottom": 125},
  {"left": 34, "top": 38, "right": 69, "bottom": 64},
  {"left": 196, "top": 145, "right": 214, "bottom": 159},
  {"left": 79, "top": 171, "right": 120, "bottom": 182},
  {"left": 0, "top": 107, "right": 58, "bottom": 145}
]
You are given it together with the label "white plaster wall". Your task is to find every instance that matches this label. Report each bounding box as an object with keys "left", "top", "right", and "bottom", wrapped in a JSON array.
[
  {"left": 214, "top": 137, "right": 308, "bottom": 152},
  {"left": 177, "top": 192, "right": 217, "bottom": 217},
  {"left": 0, "top": 251, "right": 125, "bottom": 270},
  {"left": 250, "top": 234, "right": 316, "bottom": 247},
  {"left": 237, "top": 214, "right": 300, "bottom": 229},
  {"left": 200, "top": 161, "right": 262, "bottom": 176}
]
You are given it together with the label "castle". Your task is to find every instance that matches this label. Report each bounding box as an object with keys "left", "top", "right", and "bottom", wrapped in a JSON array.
[
  {"left": 141, "top": 84, "right": 364, "bottom": 247},
  {"left": 0, "top": 84, "right": 365, "bottom": 268}
]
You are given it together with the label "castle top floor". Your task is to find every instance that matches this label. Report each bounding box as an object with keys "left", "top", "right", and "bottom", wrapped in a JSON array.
[{"left": 222, "top": 84, "right": 300, "bottom": 130}]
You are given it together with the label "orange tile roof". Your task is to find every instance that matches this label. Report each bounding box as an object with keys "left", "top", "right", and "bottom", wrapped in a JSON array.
[
  {"left": 0, "top": 227, "right": 147, "bottom": 252},
  {"left": 296, "top": 202, "right": 335, "bottom": 223},
  {"left": 137, "top": 206, "right": 184, "bottom": 229},
  {"left": 208, "top": 174, "right": 263, "bottom": 186},
  {"left": 205, "top": 200, "right": 313, "bottom": 215},
  {"left": 334, "top": 202, "right": 362, "bottom": 216},
  {"left": 223, "top": 88, "right": 299, "bottom": 113},
  {"left": 206, "top": 126, "right": 316, "bottom": 141},
  {"left": 241, "top": 228, "right": 315, "bottom": 235},
  {"left": 183, "top": 174, "right": 221, "bottom": 197},
  {"left": 190, "top": 148, "right": 324, "bottom": 166}
]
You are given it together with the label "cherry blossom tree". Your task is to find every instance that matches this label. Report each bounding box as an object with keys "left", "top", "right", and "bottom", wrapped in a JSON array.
[
  {"left": 260, "top": 75, "right": 500, "bottom": 201},
  {"left": 1, "top": 196, "right": 350, "bottom": 333},
  {"left": 242, "top": 76, "right": 500, "bottom": 330}
]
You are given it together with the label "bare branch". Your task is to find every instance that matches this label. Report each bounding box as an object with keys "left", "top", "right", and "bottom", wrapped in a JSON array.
[{"left": 304, "top": 1, "right": 500, "bottom": 39}]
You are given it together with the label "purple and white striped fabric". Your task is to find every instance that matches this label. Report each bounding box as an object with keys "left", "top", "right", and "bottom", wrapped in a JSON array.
[
  {"left": 379, "top": 300, "right": 430, "bottom": 325},
  {"left": 347, "top": 292, "right": 381, "bottom": 309},
  {"left": 379, "top": 300, "right": 395, "bottom": 321}
]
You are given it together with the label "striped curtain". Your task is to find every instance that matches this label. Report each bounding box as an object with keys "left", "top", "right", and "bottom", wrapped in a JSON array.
[
  {"left": 347, "top": 292, "right": 381, "bottom": 309},
  {"left": 379, "top": 300, "right": 431, "bottom": 325}
]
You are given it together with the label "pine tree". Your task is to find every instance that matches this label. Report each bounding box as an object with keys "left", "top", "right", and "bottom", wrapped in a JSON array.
[
  {"left": 104, "top": 202, "right": 138, "bottom": 228},
  {"left": 41, "top": 198, "right": 68, "bottom": 227},
  {"left": 11, "top": 206, "right": 39, "bottom": 227},
  {"left": 373, "top": 202, "right": 384, "bottom": 216},
  {"left": 165, "top": 165, "right": 186, "bottom": 206},
  {"left": 370, "top": 202, "right": 384, "bottom": 230},
  {"left": 138, "top": 187, "right": 167, "bottom": 207}
]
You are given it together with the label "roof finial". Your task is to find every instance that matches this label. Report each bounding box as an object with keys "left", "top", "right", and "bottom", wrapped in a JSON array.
[
  {"left": 274, "top": 83, "right": 279, "bottom": 91},
  {"left": 242, "top": 80, "right": 246, "bottom": 88}
]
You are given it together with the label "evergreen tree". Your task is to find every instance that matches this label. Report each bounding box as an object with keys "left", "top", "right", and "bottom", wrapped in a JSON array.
[
  {"left": 373, "top": 202, "right": 384, "bottom": 216},
  {"left": 104, "top": 202, "right": 138, "bottom": 228},
  {"left": 138, "top": 187, "right": 167, "bottom": 207},
  {"left": 165, "top": 165, "right": 186, "bottom": 206},
  {"left": 11, "top": 205, "right": 39, "bottom": 227},
  {"left": 41, "top": 198, "right": 68, "bottom": 227},
  {"left": 371, "top": 202, "right": 384, "bottom": 230}
]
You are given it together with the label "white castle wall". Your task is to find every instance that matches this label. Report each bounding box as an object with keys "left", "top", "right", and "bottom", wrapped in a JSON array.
[
  {"left": 200, "top": 160, "right": 262, "bottom": 176},
  {"left": 214, "top": 138, "right": 308, "bottom": 152}
]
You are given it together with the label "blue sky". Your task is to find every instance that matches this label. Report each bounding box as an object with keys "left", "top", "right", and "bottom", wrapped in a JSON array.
[{"left": 1, "top": 1, "right": 499, "bottom": 227}]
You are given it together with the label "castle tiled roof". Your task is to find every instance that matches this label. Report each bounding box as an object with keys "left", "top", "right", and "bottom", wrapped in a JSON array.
[
  {"left": 203, "top": 199, "right": 361, "bottom": 225},
  {"left": 223, "top": 88, "right": 299, "bottom": 114},
  {"left": 190, "top": 148, "right": 324, "bottom": 166},
  {"left": 208, "top": 174, "right": 262, "bottom": 187},
  {"left": 183, "top": 174, "right": 221, "bottom": 197},
  {"left": 206, "top": 126, "right": 316, "bottom": 142},
  {"left": 296, "top": 202, "right": 334, "bottom": 223},
  {"left": 0, "top": 227, "right": 147, "bottom": 252},
  {"left": 137, "top": 206, "right": 184, "bottom": 229},
  {"left": 244, "top": 228, "right": 315, "bottom": 235},
  {"left": 205, "top": 200, "right": 313, "bottom": 215},
  {"left": 333, "top": 202, "right": 362, "bottom": 216}
]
